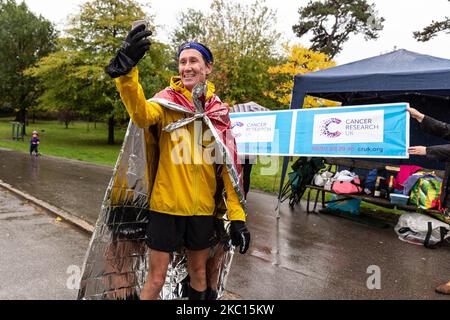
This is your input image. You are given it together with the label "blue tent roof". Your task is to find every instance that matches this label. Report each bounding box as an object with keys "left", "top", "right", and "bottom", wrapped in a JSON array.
[{"left": 291, "top": 49, "right": 450, "bottom": 109}]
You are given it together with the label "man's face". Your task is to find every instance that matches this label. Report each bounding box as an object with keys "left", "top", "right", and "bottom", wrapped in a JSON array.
[{"left": 179, "top": 49, "right": 212, "bottom": 91}]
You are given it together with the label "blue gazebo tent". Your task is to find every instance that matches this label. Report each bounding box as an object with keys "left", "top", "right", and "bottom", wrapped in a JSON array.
[{"left": 278, "top": 49, "right": 450, "bottom": 205}]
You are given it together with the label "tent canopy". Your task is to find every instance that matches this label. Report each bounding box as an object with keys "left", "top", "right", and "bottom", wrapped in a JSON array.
[
  {"left": 278, "top": 49, "right": 450, "bottom": 205},
  {"left": 291, "top": 49, "right": 450, "bottom": 108}
]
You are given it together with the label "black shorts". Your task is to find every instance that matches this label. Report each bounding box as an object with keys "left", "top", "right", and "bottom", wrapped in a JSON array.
[{"left": 145, "top": 212, "right": 215, "bottom": 252}]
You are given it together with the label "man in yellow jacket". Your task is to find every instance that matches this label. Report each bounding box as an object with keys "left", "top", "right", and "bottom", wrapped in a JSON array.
[{"left": 106, "top": 24, "right": 250, "bottom": 300}]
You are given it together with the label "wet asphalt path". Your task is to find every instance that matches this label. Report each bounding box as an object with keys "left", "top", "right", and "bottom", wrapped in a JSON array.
[
  {"left": 1, "top": 148, "right": 450, "bottom": 299},
  {"left": 0, "top": 148, "right": 111, "bottom": 224},
  {"left": 0, "top": 187, "right": 89, "bottom": 299},
  {"left": 232, "top": 191, "right": 450, "bottom": 299}
]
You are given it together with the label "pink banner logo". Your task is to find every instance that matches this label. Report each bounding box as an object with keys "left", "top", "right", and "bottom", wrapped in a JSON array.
[
  {"left": 231, "top": 121, "right": 245, "bottom": 138},
  {"left": 320, "top": 118, "right": 342, "bottom": 138}
]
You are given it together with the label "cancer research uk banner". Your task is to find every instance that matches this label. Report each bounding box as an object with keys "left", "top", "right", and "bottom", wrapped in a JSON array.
[{"left": 229, "top": 103, "right": 410, "bottom": 158}]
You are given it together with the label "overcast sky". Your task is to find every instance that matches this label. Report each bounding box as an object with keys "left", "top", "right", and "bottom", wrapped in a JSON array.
[{"left": 22, "top": 0, "right": 450, "bottom": 65}]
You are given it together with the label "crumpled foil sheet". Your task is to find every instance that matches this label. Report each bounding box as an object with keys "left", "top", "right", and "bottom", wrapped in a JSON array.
[{"left": 78, "top": 97, "right": 244, "bottom": 300}]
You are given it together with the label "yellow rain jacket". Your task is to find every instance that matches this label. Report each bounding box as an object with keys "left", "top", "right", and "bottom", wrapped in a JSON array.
[{"left": 115, "top": 67, "right": 245, "bottom": 222}]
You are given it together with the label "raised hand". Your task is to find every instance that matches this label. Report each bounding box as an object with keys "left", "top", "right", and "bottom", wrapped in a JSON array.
[
  {"left": 106, "top": 24, "right": 152, "bottom": 78},
  {"left": 407, "top": 107, "right": 425, "bottom": 123}
]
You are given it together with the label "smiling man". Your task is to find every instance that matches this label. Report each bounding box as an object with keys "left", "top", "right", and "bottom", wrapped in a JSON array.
[{"left": 105, "top": 24, "right": 250, "bottom": 300}]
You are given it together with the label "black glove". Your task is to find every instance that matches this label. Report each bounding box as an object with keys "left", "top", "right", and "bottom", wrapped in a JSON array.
[
  {"left": 106, "top": 24, "right": 152, "bottom": 78},
  {"left": 230, "top": 221, "right": 251, "bottom": 254}
]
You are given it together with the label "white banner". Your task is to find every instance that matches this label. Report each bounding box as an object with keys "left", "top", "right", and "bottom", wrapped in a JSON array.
[
  {"left": 231, "top": 115, "right": 277, "bottom": 143},
  {"left": 312, "top": 110, "right": 385, "bottom": 145}
]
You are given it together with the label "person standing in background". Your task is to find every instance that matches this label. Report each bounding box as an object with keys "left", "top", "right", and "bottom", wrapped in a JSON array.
[
  {"left": 407, "top": 106, "right": 450, "bottom": 295},
  {"left": 29, "top": 131, "right": 40, "bottom": 157}
]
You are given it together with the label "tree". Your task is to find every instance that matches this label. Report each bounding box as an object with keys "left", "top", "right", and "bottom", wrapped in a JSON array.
[
  {"left": 207, "top": 0, "right": 282, "bottom": 107},
  {"left": 0, "top": 0, "right": 57, "bottom": 133},
  {"left": 265, "top": 44, "right": 339, "bottom": 109},
  {"left": 25, "top": 48, "right": 111, "bottom": 130},
  {"left": 292, "top": 0, "right": 384, "bottom": 58},
  {"left": 65, "top": 0, "right": 149, "bottom": 144},
  {"left": 170, "top": 9, "right": 206, "bottom": 49},
  {"left": 168, "top": 9, "right": 206, "bottom": 73},
  {"left": 171, "top": 0, "right": 282, "bottom": 108},
  {"left": 28, "top": 0, "right": 171, "bottom": 144},
  {"left": 414, "top": 1, "right": 450, "bottom": 41}
]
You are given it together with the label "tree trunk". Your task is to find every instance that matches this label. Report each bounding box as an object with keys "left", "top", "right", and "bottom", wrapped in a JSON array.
[
  {"left": 15, "top": 107, "right": 27, "bottom": 136},
  {"left": 108, "top": 116, "right": 115, "bottom": 145}
]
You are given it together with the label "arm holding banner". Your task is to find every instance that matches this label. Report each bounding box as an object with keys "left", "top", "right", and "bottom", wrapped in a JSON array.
[
  {"left": 407, "top": 107, "right": 450, "bottom": 161},
  {"left": 407, "top": 107, "right": 425, "bottom": 123},
  {"left": 421, "top": 115, "right": 450, "bottom": 142},
  {"left": 426, "top": 145, "right": 450, "bottom": 162},
  {"left": 407, "top": 107, "right": 450, "bottom": 296},
  {"left": 408, "top": 106, "right": 450, "bottom": 140}
]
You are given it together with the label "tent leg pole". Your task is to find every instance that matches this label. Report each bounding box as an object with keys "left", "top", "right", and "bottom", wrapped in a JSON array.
[
  {"left": 275, "top": 156, "right": 290, "bottom": 219},
  {"left": 276, "top": 201, "right": 281, "bottom": 219}
]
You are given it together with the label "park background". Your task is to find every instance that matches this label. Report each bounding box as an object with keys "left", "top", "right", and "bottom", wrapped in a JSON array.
[{"left": 1, "top": 0, "right": 450, "bottom": 195}]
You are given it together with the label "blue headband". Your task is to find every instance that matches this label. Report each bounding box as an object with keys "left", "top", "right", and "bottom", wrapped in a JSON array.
[{"left": 178, "top": 42, "right": 214, "bottom": 64}]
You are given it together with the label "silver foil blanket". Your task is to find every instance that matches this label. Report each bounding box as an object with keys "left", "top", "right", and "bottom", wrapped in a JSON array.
[
  {"left": 151, "top": 97, "right": 247, "bottom": 212},
  {"left": 78, "top": 98, "right": 245, "bottom": 300}
]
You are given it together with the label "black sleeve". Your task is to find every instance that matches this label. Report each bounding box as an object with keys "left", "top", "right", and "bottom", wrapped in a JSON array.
[
  {"left": 421, "top": 115, "right": 450, "bottom": 141},
  {"left": 426, "top": 144, "right": 450, "bottom": 162}
]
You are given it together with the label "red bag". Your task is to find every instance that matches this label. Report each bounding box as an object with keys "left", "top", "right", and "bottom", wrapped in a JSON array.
[{"left": 332, "top": 178, "right": 363, "bottom": 194}]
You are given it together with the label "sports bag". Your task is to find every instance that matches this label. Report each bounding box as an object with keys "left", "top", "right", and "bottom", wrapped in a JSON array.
[{"left": 395, "top": 213, "right": 450, "bottom": 248}]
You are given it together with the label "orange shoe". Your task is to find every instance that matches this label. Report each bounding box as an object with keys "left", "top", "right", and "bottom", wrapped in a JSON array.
[{"left": 435, "top": 281, "right": 450, "bottom": 295}]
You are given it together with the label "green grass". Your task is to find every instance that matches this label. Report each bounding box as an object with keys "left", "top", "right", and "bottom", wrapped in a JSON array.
[
  {"left": 360, "top": 202, "right": 403, "bottom": 217},
  {"left": 0, "top": 117, "right": 126, "bottom": 166},
  {"left": 249, "top": 157, "right": 296, "bottom": 194}
]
